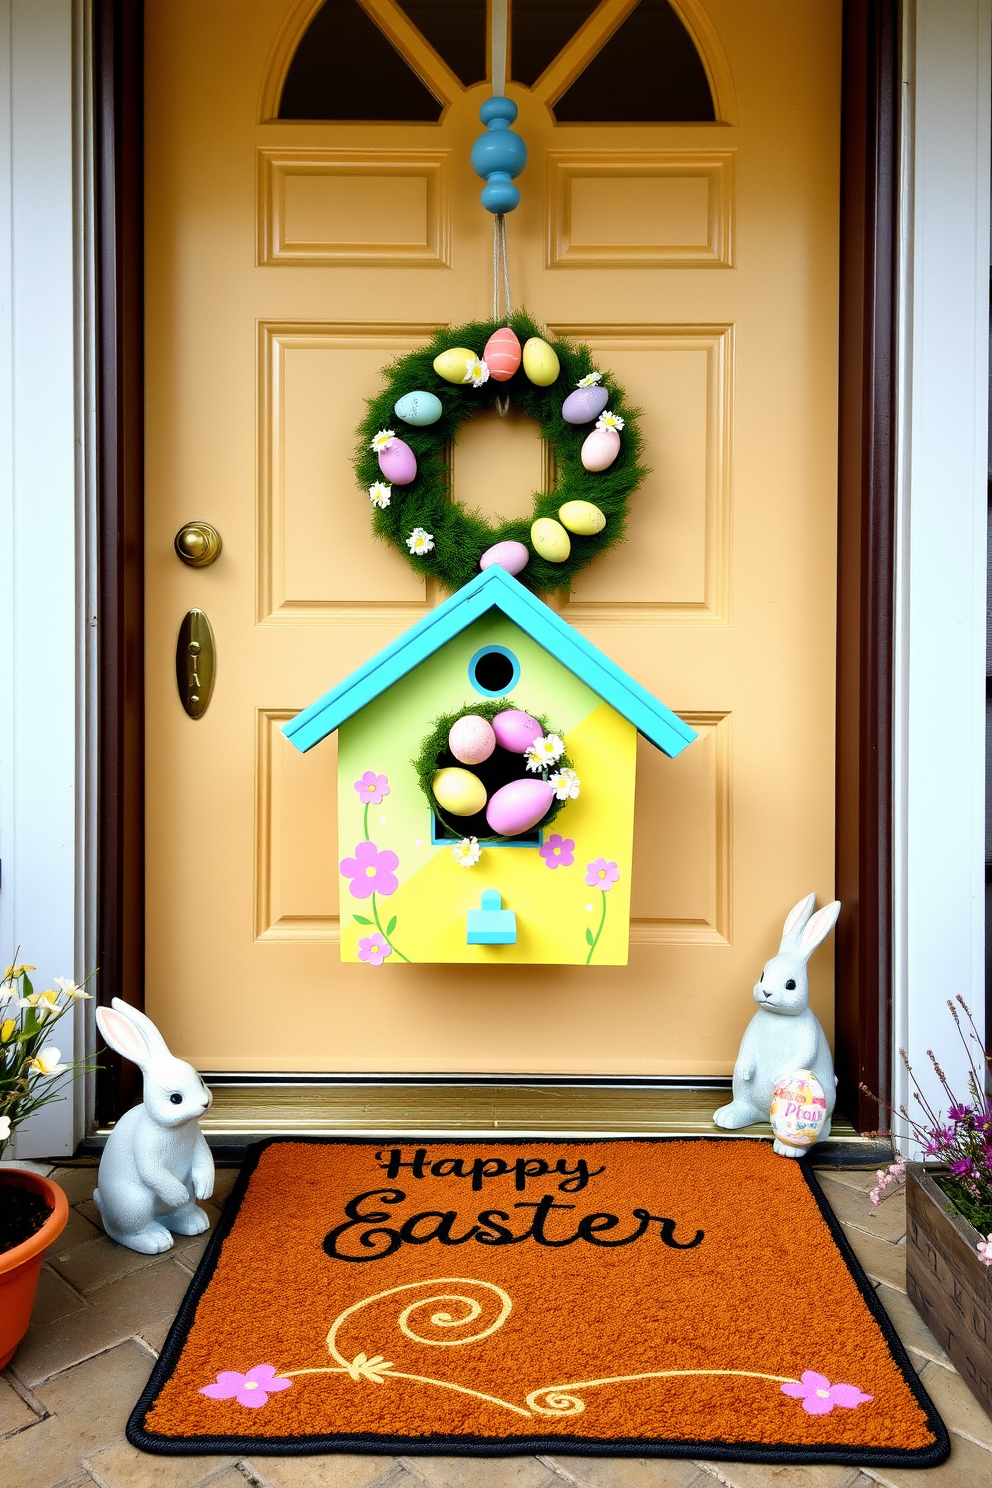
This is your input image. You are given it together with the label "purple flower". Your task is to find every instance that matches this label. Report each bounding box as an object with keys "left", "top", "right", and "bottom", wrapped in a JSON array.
[
  {"left": 948, "top": 1103, "right": 973, "bottom": 1123},
  {"left": 951, "top": 1157, "right": 975, "bottom": 1177},
  {"left": 358, "top": 935, "right": 392, "bottom": 967},
  {"left": 585, "top": 858, "right": 620, "bottom": 891},
  {"left": 199, "top": 1365, "right": 291, "bottom": 1409},
  {"left": 781, "top": 1372, "right": 873, "bottom": 1416},
  {"left": 540, "top": 834, "right": 575, "bottom": 869},
  {"left": 355, "top": 771, "right": 389, "bottom": 805},
  {"left": 340, "top": 841, "right": 399, "bottom": 899}
]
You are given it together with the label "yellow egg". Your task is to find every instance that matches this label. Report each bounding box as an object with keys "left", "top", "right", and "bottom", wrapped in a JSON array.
[
  {"left": 433, "top": 347, "right": 478, "bottom": 384},
  {"left": 522, "top": 337, "right": 560, "bottom": 387},
  {"left": 530, "top": 517, "right": 571, "bottom": 563},
  {"left": 432, "top": 767, "right": 487, "bottom": 816},
  {"left": 558, "top": 500, "right": 606, "bottom": 535}
]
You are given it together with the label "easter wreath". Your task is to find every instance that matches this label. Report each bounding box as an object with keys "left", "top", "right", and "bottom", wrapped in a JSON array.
[
  {"left": 355, "top": 311, "right": 647, "bottom": 595},
  {"left": 415, "top": 698, "right": 577, "bottom": 843}
]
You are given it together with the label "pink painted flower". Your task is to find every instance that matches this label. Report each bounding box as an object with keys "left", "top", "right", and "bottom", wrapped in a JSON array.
[
  {"left": 781, "top": 1372, "right": 873, "bottom": 1415},
  {"left": 539, "top": 834, "right": 575, "bottom": 869},
  {"left": 199, "top": 1365, "right": 291, "bottom": 1409},
  {"left": 358, "top": 935, "right": 392, "bottom": 967},
  {"left": 585, "top": 858, "right": 620, "bottom": 891},
  {"left": 977, "top": 1233, "right": 992, "bottom": 1265},
  {"left": 340, "top": 841, "right": 399, "bottom": 899},
  {"left": 355, "top": 771, "right": 389, "bottom": 805}
]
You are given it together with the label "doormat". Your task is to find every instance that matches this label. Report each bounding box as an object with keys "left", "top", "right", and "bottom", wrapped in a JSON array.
[{"left": 127, "top": 1137, "right": 948, "bottom": 1466}]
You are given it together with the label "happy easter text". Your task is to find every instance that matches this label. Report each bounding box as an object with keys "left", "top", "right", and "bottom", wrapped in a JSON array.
[{"left": 322, "top": 1147, "right": 705, "bottom": 1262}]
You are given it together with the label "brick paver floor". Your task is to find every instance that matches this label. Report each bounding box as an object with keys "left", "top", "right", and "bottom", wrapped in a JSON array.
[{"left": 1, "top": 1160, "right": 989, "bottom": 1488}]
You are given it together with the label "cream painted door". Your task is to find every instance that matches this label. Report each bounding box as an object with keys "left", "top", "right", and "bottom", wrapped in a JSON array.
[{"left": 144, "top": 0, "right": 841, "bottom": 1074}]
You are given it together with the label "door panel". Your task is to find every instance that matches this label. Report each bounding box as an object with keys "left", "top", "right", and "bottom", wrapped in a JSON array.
[{"left": 144, "top": 0, "right": 841, "bottom": 1074}]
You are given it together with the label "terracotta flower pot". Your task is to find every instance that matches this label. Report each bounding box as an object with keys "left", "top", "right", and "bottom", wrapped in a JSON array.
[{"left": 0, "top": 1170, "right": 69, "bottom": 1370}]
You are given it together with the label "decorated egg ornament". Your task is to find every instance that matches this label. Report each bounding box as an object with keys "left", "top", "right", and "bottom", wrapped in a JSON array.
[
  {"left": 491, "top": 709, "right": 543, "bottom": 753},
  {"left": 479, "top": 540, "right": 529, "bottom": 576},
  {"left": 769, "top": 1070, "right": 828, "bottom": 1151},
  {"left": 448, "top": 715, "right": 496, "bottom": 766},
  {"left": 522, "top": 337, "right": 560, "bottom": 387},
  {"left": 581, "top": 426, "right": 620, "bottom": 472},
  {"left": 531, "top": 517, "right": 570, "bottom": 563},
  {"left": 377, "top": 437, "right": 417, "bottom": 485},
  {"left": 483, "top": 327, "right": 522, "bottom": 381},
  {"left": 562, "top": 384, "right": 609, "bottom": 425},
  {"left": 486, "top": 778, "right": 555, "bottom": 837},
  {"left": 394, "top": 391, "right": 442, "bottom": 427},
  {"left": 432, "top": 767, "right": 488, "bottom": 817},
  {"left": 559, "top": 500, "right": 606, "bottom": 536},
  {"left": 433, "top": 347, "right": 479, "bottom": 384}
]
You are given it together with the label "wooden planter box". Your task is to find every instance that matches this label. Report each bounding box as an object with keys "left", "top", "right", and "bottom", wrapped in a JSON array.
[{"left": 906, "top": 1164, "right": 992, "bottom": 1416}]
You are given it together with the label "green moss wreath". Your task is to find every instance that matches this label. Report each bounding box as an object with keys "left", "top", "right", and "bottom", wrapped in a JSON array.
[{"left": 355, "top": 310, "right": 647, "bottom": 595}]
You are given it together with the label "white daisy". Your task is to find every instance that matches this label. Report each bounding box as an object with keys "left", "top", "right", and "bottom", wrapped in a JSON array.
[
  {"left": 368, "top": 482, "right": 392, "bottom": 508},
  {"left": 27, "top": 1044, "right": 66, "bottom": 1077},
  {"left": 595, "top": 411, "right": 624, "bottom": 432},
  {"left": 462, "top": 356, "right": 490, "bottom": 388},
  {"left": 451, "top": 836, "right": 482, "bottom": 867},
  {"left": 550, "top": 767, "right": 581, "bottom": 800},
  {"left": 577, "top": 372, "right": 603, "bottom": 388},
  {"left": 406, "top": 527, "right": 435, "bottom": 556},
  {"left": 370, "top": 429, "right": 395, "bottom": 453},
  {"left": 525, "top": 734, "right": 565, "bottom": 772}
]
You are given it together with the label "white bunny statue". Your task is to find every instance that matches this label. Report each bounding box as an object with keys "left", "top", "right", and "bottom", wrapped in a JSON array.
[
  {"left": 713, "top": 894, "right": 840, "bottom": 1157},
  {"left": 94, "top": 997, "right": 214, "bottom": 1253}
]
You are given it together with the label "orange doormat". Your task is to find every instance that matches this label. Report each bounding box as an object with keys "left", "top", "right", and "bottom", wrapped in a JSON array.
[{"left": 128, "top": 1137, "right": 948, "bottom": 1466}]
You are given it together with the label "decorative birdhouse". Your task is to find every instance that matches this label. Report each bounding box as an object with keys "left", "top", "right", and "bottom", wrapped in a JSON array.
[{"left": 283, "top": 566, "right": 695, "bottom": 966}]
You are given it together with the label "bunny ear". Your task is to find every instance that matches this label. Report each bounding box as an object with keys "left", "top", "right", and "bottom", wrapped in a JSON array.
[
  {"left": 798, "top": 901, "right": 841, "bottom": 961},
  {"left": 110, "top": 997, "right": 171, "bottom": 1058},
  {"left": 96, "top": 1005, "right": 152, "bottom": 1070},
  {"left": 779, "top": 893, "right": 817, "bottom": 952}
]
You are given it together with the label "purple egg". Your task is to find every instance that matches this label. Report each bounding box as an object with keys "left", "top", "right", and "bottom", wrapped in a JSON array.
[
  {"left": 492, "top": 709, "right": 543, "bottom": 753},
  {"left": 561, "top": 385, "right": 609, "bottom": 425},
  {"left": 479, "top": 540, "right": 529, "bottom": 576},
  {"left": 486, "top": 778, "right": 555, "bottom": 837},
  {"left": 378, "top": 437, "right": 417, "bottom": 485}
]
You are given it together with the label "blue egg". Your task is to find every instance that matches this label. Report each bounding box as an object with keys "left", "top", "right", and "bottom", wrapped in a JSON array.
[{"left": 394, "top": 391, "right": 443, "bottom": 427}]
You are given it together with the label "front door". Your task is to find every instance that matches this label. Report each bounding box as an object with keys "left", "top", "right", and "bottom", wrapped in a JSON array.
[{"left": 143, "top": 0, "right": 841, "bottom": 1076}]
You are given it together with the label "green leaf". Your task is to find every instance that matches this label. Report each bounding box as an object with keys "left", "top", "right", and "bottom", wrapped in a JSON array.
[
  {"left": 21, "top": 973, "right": 33, "bottom": 998},
  {"left": 585, "top": 928, "right": 595, "bottom": 946},
  {"left": 386, "top": 916, "right": 397, "bottom": 936},
  {"left": 353, "top": 915, "right": 373, "bottom": 926}
]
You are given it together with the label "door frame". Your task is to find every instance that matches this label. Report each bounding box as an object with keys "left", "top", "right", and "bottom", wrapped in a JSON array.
[{"left": 93, "top": 0, "right": 899, "bottom": 1129}]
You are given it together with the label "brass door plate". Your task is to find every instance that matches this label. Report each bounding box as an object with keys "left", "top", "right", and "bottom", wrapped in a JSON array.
[
  {"left": 176, "top": 609, "right": 216, "bottom": 718},
  {"left": 175, "top": 521, "right": 222, "bottom": 567}
]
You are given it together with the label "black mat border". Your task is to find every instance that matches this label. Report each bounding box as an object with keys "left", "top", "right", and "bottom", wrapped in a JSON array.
[{"left": 126, "top": 1135, "right": 950, "bottom": 1466}]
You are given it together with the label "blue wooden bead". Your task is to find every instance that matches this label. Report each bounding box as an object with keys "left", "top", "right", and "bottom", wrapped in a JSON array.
[{"left": 471, "top": 96, "right": 527, "bottom": 216}]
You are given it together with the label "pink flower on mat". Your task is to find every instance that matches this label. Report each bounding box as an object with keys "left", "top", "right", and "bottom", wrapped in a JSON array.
[
  {"left": 585, "top": 858, "right": 619, "bottom": 891},
  {"left": 340, "top": 841, "right": 399, "bottom": 899},
  {"left": 355, "top": 771, "right": 389, "bottom": 805},
  {"left": 358, "top": 935, "right": 392, "bottom": 967},
  {"left": 781, "top": 1372, "right": 873, "bottom": 1415},
  {"left": 977, "top": 1233, "right": 992, "bottom": 1265},
  {"left": 539, "top": 834, "right": 575, "bottom": 869},
  {"left": 199, "top": 1365, "right": 291, "bottom": 1409}
]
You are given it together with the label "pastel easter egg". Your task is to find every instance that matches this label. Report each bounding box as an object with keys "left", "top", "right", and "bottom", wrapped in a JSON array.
[
  {"left": 448, "top": 714, "right": 496, "bottom": 766},
  {"left": 432, "top": 767, "right": 488, "bottom": 817},
  {"left": 580, "top": 426, "right": 620, "bottom": 472},
  {"left": 769, "top": 1069, "right": 828, "bottom": 1150},
  {"left": 483, "top": 327, "right": 522, "bottom": 382},
  {"left": 377, "top": 437, "right": 417, "bottom": 485},
  {"left": 530, "top": 516, "right": 571, "bottom": 563},
  {"left": 394, "top": 390, "right": 442, "bottom": 427},
  {"left": 559, "top": 500, "right": 606, "bottom": 536},
  {"left": 491, "top": 709, "right": 543, "bottom": 754},
  {"left": 479, "top": 540, "right": 529, "bottom": 576},
  {"left": 522, "top": 337, "right": 560, "bottom": 387},
  {"left": 561, "top": 385, "right": 609, "bottom": 425},
  {"left": 433, "top": 347, "right": 478, "bottom": 384},
  {"left": 486, "top": 778, "right": 555, "bottom": 837}
]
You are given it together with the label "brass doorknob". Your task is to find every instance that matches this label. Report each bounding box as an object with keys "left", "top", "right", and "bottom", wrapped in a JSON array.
[{"left": 174, "top": 521, "right": 222, "bottom": 567}]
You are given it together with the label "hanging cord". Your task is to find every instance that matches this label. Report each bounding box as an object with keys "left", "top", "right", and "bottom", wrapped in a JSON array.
[{"left": 492, "top": 213, "right": 511, "bottom": 321}]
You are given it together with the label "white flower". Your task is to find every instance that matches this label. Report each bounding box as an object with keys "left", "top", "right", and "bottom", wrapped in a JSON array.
[
  {"left": 26, "top": 1044, "right": 66, "bottom": 1077},
  {"left": 20, "top": 991, "right": 59, "bottom": 1017},
  {"left": 550, "top": 767, "right": 580, "bottom": 800},
  {"left": 406, "top": 527, "right": 435, "bottom": 556},
  {"left": 370, "top": 429, "right": 395, "bottom": 453},
  {"left": 0, "top": 986, "right": 16, "bottom": 1007},
  {"left": 577, "top": 372, "right": 602, "bottom": 388},
  {"left": 54, "top": 976, "right": 91, "bottom": 1001},
  {"left": 525, "top": 734, "right": 565, "bottom": 772},
  {"left": 595, "top": 411, "right": 624, "bottom": 432},
  {"left": 368, "top": 482, "right": 392, "bottom": 509},
  {"left": 451, "top": 837, "right": 482, "bottom": 867},
  {"left": 978, "top": 1234, "right": 992, "bottom": 1266},
  {"left": 462, "top": 356, "right": 490, "bottom": 388},
  {"left": 0, "top": 1114, "right": 10, "bottom": 1142}
]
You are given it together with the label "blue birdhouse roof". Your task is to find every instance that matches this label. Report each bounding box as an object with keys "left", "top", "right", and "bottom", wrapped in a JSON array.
[{"left": 282, "top": 565, "right": 697, "bottom": 758}]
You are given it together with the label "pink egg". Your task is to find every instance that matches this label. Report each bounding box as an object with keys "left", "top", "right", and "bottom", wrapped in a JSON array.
[
  {"left": 378, "top": 437, "right": 417, "bottom": 485},
  {"left": 486, "top": 778, "right": 555, "bottom": 837},
  {"left": 580, "top": 427, "right": 620, "bottom": 472},
  {"left": 479, "top": 540, "right": 529, "bottom": 576},
  {"left": 448, "top": 714, "right": 496, "bottom": 765},
  {"left": 491, "top": 709, "right": 543, "bottom": 753},
  {"left": 483, "top": 327, "right": 521, "bottom": 382}
]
